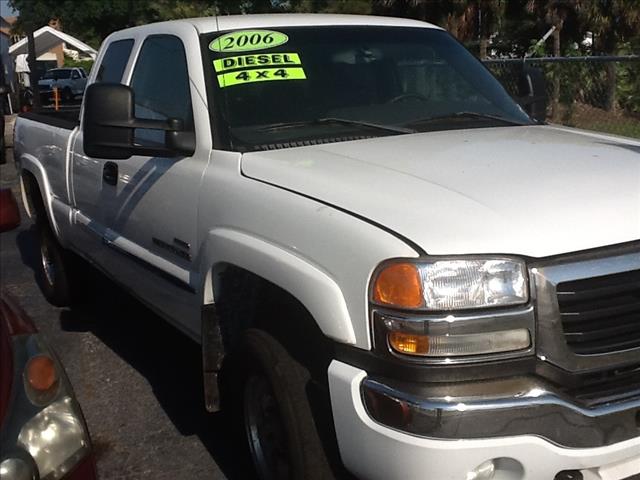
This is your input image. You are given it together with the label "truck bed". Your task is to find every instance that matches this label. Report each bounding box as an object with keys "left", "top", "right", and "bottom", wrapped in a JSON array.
[
  {"left": 14, "top": 112, "right": 78, "bottom": 222},
  {"left": 19, "top": 108, "right": 80, "bottom": 131}
]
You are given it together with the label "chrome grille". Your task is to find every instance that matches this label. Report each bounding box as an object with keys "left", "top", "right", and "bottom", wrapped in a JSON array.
[
  {"left": 557, "top": 269, "right": 640, "bottom": 354},
  {"left": 532, "top": 247, "right": 640, "bottom": 375},
  {"left": 565, "top": 363, "right": 640, "bottom": 407}
]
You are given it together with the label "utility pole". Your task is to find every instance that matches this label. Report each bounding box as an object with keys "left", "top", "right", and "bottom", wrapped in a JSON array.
[{"left": 27, "top": 27, "right": 41, "bottom": 109}]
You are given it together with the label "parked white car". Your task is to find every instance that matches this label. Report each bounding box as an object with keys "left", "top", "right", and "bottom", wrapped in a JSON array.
[
  {"left": 37, "top": 67, "right": 88, "bottom": 102},
  {"left": 13, "top": 14, "right": 640, "bottom": 480}
]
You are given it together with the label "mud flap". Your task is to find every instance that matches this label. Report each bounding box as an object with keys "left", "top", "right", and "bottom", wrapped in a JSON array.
[{"left": 202, "top": 303, "right": 225, "bottom": 412}]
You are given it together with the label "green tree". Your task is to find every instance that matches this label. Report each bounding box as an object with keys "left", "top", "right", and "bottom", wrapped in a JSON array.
[
  {"left": 525, "top": 1, "right": 576, "bottom": 117},
  {"left": 371, "top": 0, "right": 506, "bottom": 56},
  {"left": 213, "top": 0, "right": 289, "bottom": 15},
  {"left": 148, "top": 0, "right": 217, "bottom": 19},
  {"left": 8, "top": 0, "right": 292, "bottom": 46},
  {"left": 477, "top": 0, "right": 506, "bottom": 58},
  {"left": 9, "top": 0, "right": 152, "bottom": 47},
  {"left": 575, "top": 0, "right": 640, "bottom": 54},
  {"left": 575, "top": 0, "right": 640, "bottom": 110},
  {"left": 291, "top": 0, "right": 372, "bottom": 14}
]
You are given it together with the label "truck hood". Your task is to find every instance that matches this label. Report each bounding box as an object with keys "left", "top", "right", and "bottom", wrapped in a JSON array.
[
  {"left": 38, "top": 79, "right": 55, "bottom": 88},
  {"left": 241, "top": 125, "right": 640, "bottom": 258}
]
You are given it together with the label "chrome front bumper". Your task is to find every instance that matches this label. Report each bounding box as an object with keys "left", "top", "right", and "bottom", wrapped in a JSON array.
[
  {"left": 331, "top": 361, "right": 640, "bottom": 480},
  {"left": 361, "top": 373, "right": 640, "bottom": 448}
]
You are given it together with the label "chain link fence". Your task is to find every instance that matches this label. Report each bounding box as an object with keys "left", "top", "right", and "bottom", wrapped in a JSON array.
[{"left": 483, "top": 56, "right": 640, "bottom": 139}]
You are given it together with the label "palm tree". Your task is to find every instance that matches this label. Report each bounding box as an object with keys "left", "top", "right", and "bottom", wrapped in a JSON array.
[
  {"left": 525, "top": 1, "right": 575, "bottom": 117},
  {"left": 375, "top": 0, "right": 505, "bottom": 56},
  {"left": 477, "top": 0, "right": 506, "bottom": 58},
  {"left": 525, "top": 0, "right": 574, "bottom": 56}
]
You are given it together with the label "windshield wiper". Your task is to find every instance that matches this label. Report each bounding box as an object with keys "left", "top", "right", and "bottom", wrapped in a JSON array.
[
  {"left": 405, "top": 112, "right": 528, "bottom": 128},
  {"left": 258, "top": 117, "right": 415, "bottom": 134}
]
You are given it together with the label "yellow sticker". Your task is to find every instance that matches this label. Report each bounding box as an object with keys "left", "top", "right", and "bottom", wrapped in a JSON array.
[
  {"left": 217, "top": 67, "right": 306, "bottom": 88},
  {"left": 214, "top": 53, "right": 301, "bottom": 73},
  {"left": 209, "top": 30, "right": 289, "bottom": 53}
]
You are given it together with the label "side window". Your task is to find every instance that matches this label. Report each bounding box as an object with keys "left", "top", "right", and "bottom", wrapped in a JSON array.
[
  {"left": 130, "top": 35, "right": 193, "bottom": 131},
  {"left": 96, "top": 39, "right": 134, "bottom": 83}
]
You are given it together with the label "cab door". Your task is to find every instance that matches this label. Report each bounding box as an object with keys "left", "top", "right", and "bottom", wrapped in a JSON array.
[{"left": 96, "top": 34, "right": 208, "bottom": 338}]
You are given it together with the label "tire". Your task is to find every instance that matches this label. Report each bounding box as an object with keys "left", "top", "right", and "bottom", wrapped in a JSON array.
[
  {"left": 230, "top": 329, "right": 336, "bottom": 480},
  {"left": 36, "top": 223, "right": 73, "bottom": 307}
]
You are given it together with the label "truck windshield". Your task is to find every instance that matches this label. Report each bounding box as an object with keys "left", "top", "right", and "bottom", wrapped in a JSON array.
[
  {"left": 43, "top": 69, "right": 72, "bottom": 80},
  {"left": 203, "top": 26, "right": 533, "bottom": 152}
]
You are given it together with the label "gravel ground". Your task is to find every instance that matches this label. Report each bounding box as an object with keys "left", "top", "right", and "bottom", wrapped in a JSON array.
[{"left": 1, "top": 120, "right": 254, "bottom": 479}]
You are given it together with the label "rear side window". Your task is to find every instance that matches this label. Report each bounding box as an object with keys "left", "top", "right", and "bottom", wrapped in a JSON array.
[{"left": 96, "top": 39, "right": 134, "bottom": 83}]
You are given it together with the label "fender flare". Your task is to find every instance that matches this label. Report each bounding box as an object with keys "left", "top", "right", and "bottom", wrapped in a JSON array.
[
  {"left": 19, "top": 154, "right": 61, "bottom": 237},
  {"left": 202, "top": 227, "right": 357, "bottom": 345}
]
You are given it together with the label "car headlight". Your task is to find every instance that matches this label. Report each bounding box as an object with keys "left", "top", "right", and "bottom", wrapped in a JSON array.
[
  {"left": 370, "top": 257, "right": 532, "bottom": 360},
  {"left": 371, "top": 258, "right": 528, "bottom": 311},
  {"left": 17, "top": 396, "right": 90, "bottom": 480}
]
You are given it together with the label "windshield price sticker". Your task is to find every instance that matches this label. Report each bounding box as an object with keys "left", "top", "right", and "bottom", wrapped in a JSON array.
[
  {"left": 214, "top": 53, "right": 301, "bottom": 73},
  {"left": 209, "top": 30, "right": 289, "bottom": 53},
  {"left": 217, "top": 67, "right": 306, "bottom": 88}
]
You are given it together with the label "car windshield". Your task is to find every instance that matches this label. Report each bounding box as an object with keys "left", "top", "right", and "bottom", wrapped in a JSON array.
[
  {"left": 203, "top": 26, "right": 533, "bottom": 152},
  {"left": 43, "top": 69, "right": 72, "bottom": 80}
]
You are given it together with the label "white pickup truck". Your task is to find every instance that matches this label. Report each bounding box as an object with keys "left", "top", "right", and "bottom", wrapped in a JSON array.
[
  {"left": 13, "top": 14, "right": 640, "bottom": 480},
  {"left": 37, "top": 67, "right": 88, "bottom": 103}
]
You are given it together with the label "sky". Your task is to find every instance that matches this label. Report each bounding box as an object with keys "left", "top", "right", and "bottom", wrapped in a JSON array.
[{"left": 1, "top": 0, "right": 18, "bottom": 17}]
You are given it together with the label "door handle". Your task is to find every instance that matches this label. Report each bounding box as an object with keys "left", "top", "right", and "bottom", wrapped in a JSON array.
[{"left": 103, "top": 162, "right": 118, "bottom": 186}]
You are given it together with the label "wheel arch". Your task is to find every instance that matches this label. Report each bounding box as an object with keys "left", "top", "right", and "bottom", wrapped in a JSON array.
[
  {"left": 202, "top": 227, "right": 357, "bottom": 347},
  {"left": 19, "top": 162, "right": 58, "bottom": 234}
]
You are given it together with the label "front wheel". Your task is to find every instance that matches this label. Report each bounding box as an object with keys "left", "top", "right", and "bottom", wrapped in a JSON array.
[{"left": 232, "top": 329, "right": 336, "bottom": 480}]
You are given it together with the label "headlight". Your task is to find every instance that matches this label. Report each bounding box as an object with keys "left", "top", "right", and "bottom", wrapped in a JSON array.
[
  {"left": 17, "top": 397, "right": 90, "bottom": 480},
  {"left": 370, "top": 257, "right": 533, "bottom": 361},
  {"left": 372, "top": 258, "right": 528, "bottom": 311}
]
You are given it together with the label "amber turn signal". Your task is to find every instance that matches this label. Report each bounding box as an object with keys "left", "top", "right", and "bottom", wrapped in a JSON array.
[
  {"left": 26, "top": 355, "right": 57, "bottom": 392},
  {"left": 372, "top": 262, "right": 423, "bottom": 309},
  {"left": 388, "top": 331, "right": 430, "bottom": 355}
]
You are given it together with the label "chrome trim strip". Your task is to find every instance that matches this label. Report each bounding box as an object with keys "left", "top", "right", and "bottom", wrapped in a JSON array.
[
  {"left": 104, "top": 237, "right": 196, "bottom": 294},
  {"left": 534, "top": 251, "right": 640, "bottom": 284}
]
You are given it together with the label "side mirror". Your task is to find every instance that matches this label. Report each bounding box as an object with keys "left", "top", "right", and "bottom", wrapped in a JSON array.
[
  {"left": 0, "top": 189, "right": 21, "bottom": 233},
  {"left": 518, "top": 66, "right": 547, "bottom": 123},
  {"left": 82, "top": 83, "right": 195, "bottom": 160}
]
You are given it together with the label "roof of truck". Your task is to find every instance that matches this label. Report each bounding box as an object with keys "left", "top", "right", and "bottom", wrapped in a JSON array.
[{"left": 185, "top": 13, "right": 441, "bottom": 33}]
